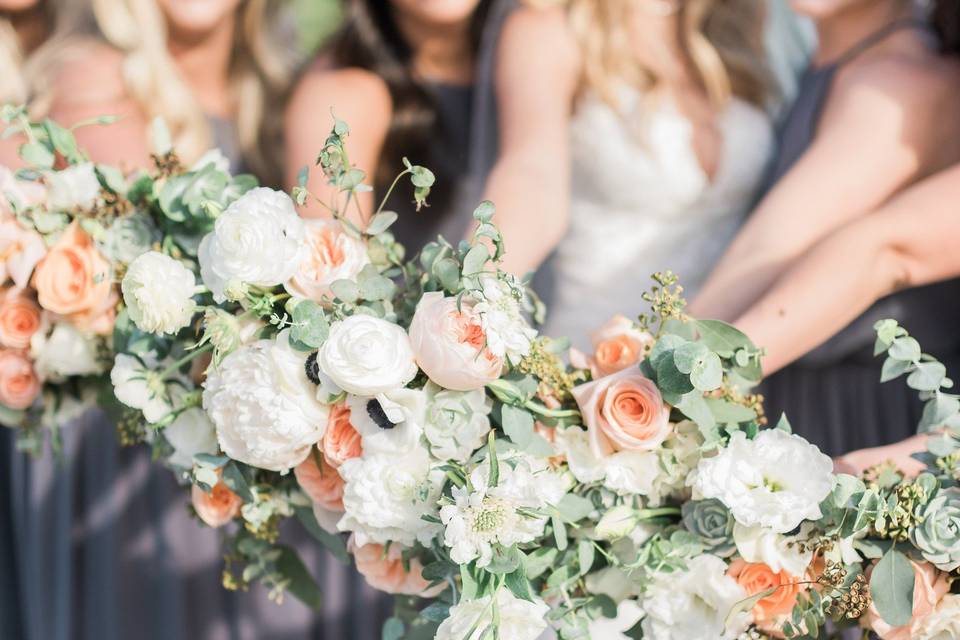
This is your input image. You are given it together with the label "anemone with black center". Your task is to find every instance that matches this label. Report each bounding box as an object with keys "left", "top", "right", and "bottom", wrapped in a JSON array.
[
  {"left": 366, "top": 399, "right": 397, "bottom": 430},
  {"left": 304, "top": 351, "right": 321, "bottom": 385}
]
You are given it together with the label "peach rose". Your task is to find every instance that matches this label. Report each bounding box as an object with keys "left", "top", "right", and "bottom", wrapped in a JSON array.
[
  {"left": 408, "top": 292, "right": 503, "bottom": 391},
  {"left": 351, "top": 540, "right": 444, "bottom": 596},
  {"left": 191, "top": 479, "right": 243, "bottom": 528},
  {"left": 728, "top": 559, "right": 804, "bottom": 633},
  {"left": 321, "top": 403, "right": 362, "bottom": 468},
  {"left": 294, "top": 451, "right": 345, "bottom": 512},
  {"left": 32, "top": 222, "right": 115, "bottom": 333},
  {"left": 0, "top": 289, "right": 41, "bottom": 349},
  {"left": 572, "top": 367, "right": 671, "bottom": 456},
  {"left": 591, "top": 315, "right": 654, "bottom": 376},
  {"left": 285, "top": 219, "right": 369, "bottom": 302},
  {"left": 0, "top": 349, "right": 40, "bottom": 410},
  {"left": 867, "top": 560, "right": 950, "bottom": 640}
]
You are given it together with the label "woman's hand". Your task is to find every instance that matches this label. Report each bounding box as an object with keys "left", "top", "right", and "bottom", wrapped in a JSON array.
[{"left": 832, "top": 434, "right": 930, "bottom": 477}]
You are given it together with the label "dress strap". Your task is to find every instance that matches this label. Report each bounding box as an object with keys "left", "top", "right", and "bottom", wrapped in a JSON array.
[{"left": 833, "top": 18, "right": 930, "bottom": 68}]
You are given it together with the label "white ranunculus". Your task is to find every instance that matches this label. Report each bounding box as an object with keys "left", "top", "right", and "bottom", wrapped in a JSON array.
[
  {"left": 345, "top": 388, "right": 426, "bottom": 455},
  {"left": 639, "top": 554, "right": 750, "bottom": 640},
  {"left": 203, "top": 331, "right": 328, "bottom": 472},
  {"left": 122, "top": 251, "right": 197, "bottom": 335},
  {"left": 422, "top": 382, "right": 492, "bottom": 462},
  {"left": 692, "top": 429, "right": 834, "bottom": 533},
  {"left": 337, "top": 445, "right": 443, "bottom": 547},
  {"left": 440, "top": 450, "right": 567, "bottom": 567},
  {"left": 915, "top": 594, "right": 960, "bottom": 639},
  {"left": 111, "top": 353, "right": 186, "bottom": 423},
  {"left": 285, "top": 218, "right": 369, "bottom": 302},
  {"left": 555, "top": 426, "right": 661, "bottom": 496},
  {"left": 47, "top": 163, "right": 100, "bottom": 210},
  {"left": 471, "top": 276, "right": 537, "bottom": 364},
  {"left": 318, "top": 314, "right": 417, "bottom": 395},
  {"left": 435, "top": 589, "right": 549, "bottom": 640},
  {"left": 198, "top": 187, "right": 305, "bottom": 302},
  {"left": 31, "top": 322, "right": 104, "bottom": 380},
  {"left": 733, "top": 523, "right": 814, "bottom": 578},
  {"left": 163, "top": 407, "right": 217, "bottom": 469}
]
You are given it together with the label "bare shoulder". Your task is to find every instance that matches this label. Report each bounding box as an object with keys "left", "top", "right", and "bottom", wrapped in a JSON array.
[
  {"left": 48, "top": 40, "right": 129, "bottom": 113},
  {"left": 286, "top": 61, "right": 392, "bottom": 130},
  {"left": 501, "top": 4, "right": 579, "bottom": 67}
]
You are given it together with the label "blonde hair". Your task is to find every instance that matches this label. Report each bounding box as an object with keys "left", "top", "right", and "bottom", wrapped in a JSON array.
[
  {"left": 559, "top": 0, "right": 772, "bottom": 109},
  {"left": 89, "top": 0, "right": 294, "bottom": 183}
]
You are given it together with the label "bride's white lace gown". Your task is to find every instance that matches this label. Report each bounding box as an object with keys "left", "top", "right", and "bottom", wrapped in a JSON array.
[{"left": 541, "top": 89, "right": 775, "bottom": 348}]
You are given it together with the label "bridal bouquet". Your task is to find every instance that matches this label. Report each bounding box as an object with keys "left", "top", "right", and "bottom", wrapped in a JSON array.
[{"left": 0, "top": 106, "right": 256, "bottom": 453}]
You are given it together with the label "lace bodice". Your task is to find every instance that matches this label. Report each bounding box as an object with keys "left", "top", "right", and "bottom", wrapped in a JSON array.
[{"left": 541, "top": 90, "right": 774, "bottom": 348}]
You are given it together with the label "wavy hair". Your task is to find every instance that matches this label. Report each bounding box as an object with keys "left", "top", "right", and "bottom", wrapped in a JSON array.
[
  {"left": 555, "top": 0, "right": 772, "bottom": 109},
  {"left": 88, "top": 0, "right": 294, "bottom": 183},
  {"left": 327, "top": 0, "right": 493, "bottom": 196}
]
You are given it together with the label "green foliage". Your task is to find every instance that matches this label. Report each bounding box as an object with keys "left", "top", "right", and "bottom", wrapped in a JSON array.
[{"left": 870, "top": 548, "right": 915, "bottom": 627}]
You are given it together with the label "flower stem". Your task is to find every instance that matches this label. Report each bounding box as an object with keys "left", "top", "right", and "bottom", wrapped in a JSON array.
[
  {"left": 523, "top": 400, "right": 580, "bottom": 419},
  {"left": 635, "top": 507, "right": 681, "bottom": 520},
  {"left": 372, "top": 169, "right": 411, "bottom": 223},
  {"left": 161, "top": 344, "right": 214, "bottom": 379}
]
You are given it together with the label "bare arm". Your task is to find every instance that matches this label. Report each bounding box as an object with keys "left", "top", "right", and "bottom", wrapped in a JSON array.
[
  {"left": 690, "top": 62, "right": 952, "bottom": 321},
  {"left": 833, "top": 433, "right": 930, "bottom": 477},
  {"left": 283, "top": 65, "right": 392, "bottom": 222},
  {"left": 734, "top": 164, "right": 960, "bottom": 375},
  {"left": 482, "top": 7, "right": 579, "bottom": 277}
]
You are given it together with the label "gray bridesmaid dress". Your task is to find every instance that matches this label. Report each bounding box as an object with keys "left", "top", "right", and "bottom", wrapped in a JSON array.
[{"left": 757, "top": 19, "right": 960, "bottom": 456}]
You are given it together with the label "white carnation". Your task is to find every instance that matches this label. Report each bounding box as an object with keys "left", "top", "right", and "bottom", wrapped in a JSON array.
[
  {"left": 555, "top": 426, "right": 660, "bottom": 496},
  {"left": 163, "top": 407, "right": 217, "bottom": 469},
  {"left": 198, "top": 187, "right": 305, "bottom": 302},
  {"left": 337, "top": 445, "right": 443, "bottom": 547},
  {"left": 111, "top": 353, "right": 186, "bottom": 423},
  {"left": 692, "top": 429, "right": 834, "bottom": 533},
  {"left": 639, "top": 554, "right": 750, "bottom": 640},
  {"left": 32, "top": 322, "right": 105, "bottom": 380},
  {"left": 203, "top": 331, "right": 328, "bottom": 472},
  {"left": 422, "top": 382, "right": 492, "bottom": 462},
  {"left": 318, "top": 314, "right": 417, "bottom": 395},
  {"left": 122, "top": 251, "right": 197, "bottom": 335},
  {"left": 733, "top": 523, "right": 814, "bottom": 577},
  {"left": 440, "top": 450, "right": 567, "bottom": 567},
  {"left": 435, "top": 589, "right": 549, "bottom": 640},
  {"left": 47, "top": 162, "right": 100, "bottom": 210},
  {"left": 915, "top": 594, "right": 960, "bottom": 639},
  {"left": 346, "top": 388, "right": 425, "bottom": 455},
  {"left": 472, "top": 276, "right": 537, "bottom": 363}
]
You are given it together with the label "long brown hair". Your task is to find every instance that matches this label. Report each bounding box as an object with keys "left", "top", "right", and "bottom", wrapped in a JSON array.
[{"left": 327, "top": 0, "right": 493, "bottom": 199}]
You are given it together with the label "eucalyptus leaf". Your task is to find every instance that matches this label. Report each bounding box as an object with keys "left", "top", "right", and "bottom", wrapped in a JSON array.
[
  {"left": 381, "top": 617, "right": 404, "bottom": 640},
  {"left": 907, "top": 362, "right": 947, "bottom": 392},
  {"left": 276, "top": 546, "right": 323, "bottom": 611},
  {"left": 330, "top": 279, "right": 360, "bottom": 303},
  {"left": 290, "top": 300, "right": 329, "bottom": 348},
  {"left": 881, "top": 358, "right": 912, "bottom": 383},
  {"left": 695, "top": 320, "right": 754, "bottom": 357},
  {"left": 505, "top": 567, "right": 535, "bottom": 602},
  {"left": 221, "top": 462, "right": 255, "bottom": 503},
  {"left": 473, "top": 201, "right": 495, "bottom": 223},
  {"left": 889, "top": 336, "right": 921, "bottom": 362},
  {"left": 501, "top": 405, "right": 534, "bottom": 448},
  {"left": 462, "top": 244, "right": 489, "bottom": 276},
  {"left": 366, "top": 210, "right": 398, "bottom": 235},
  {"left": 434, "top": 258, "right": 461, "bottom": 291},
  {"left": 486, "top": 545, "right": 522, "bottom": 575},
  {"left": 295, "top": 506, "right": 350, "bottom": 564},
  {"left": 20, "top": 142, "right": 54, "bottom": 168},
  {"left": 870, "top": 548, "right": 915, "bottom": 627}
]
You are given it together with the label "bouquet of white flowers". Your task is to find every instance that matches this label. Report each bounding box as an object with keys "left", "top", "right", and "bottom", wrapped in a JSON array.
[{"left": 106, "top": 116, "right": 960, "bottom": 640}]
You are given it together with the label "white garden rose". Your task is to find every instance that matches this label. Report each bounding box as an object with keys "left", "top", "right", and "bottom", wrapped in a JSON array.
[
  {"left": 422, "top": 382, "right": 492, "bottom": 462},
  {"left": 337, "top": 445, "right": 443, "bottom": 547},
  {"left": 111, "top": 354, "right": 186, "bottom": 423},
  {"left": 408, "top": 292, "right": 503, "bottom": 391},
  {"left": 318, "top": 314, "right": 417, "bottom": 395},
  {"left": 733, "top": 523, "right": 814, "bottom": 578},
  {"left": 471, "top": 276, "right": 537, "bottom": 364},
  {"left": 31, "top": 322, "right": 104, "bottom": 380},
  {"left": 47, "top": 162, "right": 100, "bottom": 210},
  {"left": 915, "top": 594, "right": 960, "bottom": 639},
  {"left": 555, "top": 426, "right": 661, "bottom": 496},
  {"left": 198, "top": 187, "right": 305, "bottom": 302},
  {"left": 639, "top": 554, "right": 750, "bottom": 640},
  {"left": 440, "top": 450, "right": 567, "bottom": 566},
  {"left": 435, "top": 589, "right": 549, "bottom": 640},
  {"left": 345, "top": 388, "right": 426, "bottom": 455},
  {"left": 285, "top": 219, "right": 369, "bottom": 302},
  {"left": 203, "top": 332, "right": 328, "bottom": 472},
  {"left": 122, "top": 251, "right": 197, "bottom": 335},
  {"left": 163, "top": 407, "right": 218, "bottom": 469},
  {"left": 692, "top": 429, "right": 834, "bottom": 533}
]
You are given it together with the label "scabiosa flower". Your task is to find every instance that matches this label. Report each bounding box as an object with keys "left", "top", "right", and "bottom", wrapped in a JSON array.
[
  {"left": 471, "top": 276, "right": 537, "bottom": 364},
  {"left": 435, "top": 588, "right": 550, "bottom": 640}
]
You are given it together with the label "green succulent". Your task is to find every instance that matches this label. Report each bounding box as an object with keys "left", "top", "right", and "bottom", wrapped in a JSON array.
[
  {"left": 911, "top": 486, "right": 960, "bottom": 571},
  {"left": 681, "top": 499, "right": 735, "bottom": 557}
]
